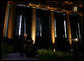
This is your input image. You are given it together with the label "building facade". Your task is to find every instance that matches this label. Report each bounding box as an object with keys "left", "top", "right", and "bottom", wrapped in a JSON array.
[{"left": 2, "top": 1, "right": 82, "bottom": 52}]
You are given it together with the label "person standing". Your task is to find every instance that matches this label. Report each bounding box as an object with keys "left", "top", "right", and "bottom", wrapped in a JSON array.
[{"left": 20, "top": 33, "right": 27, "bottom": 57}]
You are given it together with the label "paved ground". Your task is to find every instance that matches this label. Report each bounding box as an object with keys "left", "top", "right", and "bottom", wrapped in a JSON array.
[{"left": 2, "top": 53, "right": 39, "bottom": 60}]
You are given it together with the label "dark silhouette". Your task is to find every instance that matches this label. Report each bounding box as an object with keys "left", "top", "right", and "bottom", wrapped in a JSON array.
[
  {"left": 72, "top": 41, "right": 79, "bottom": 58},
  {"left": 19, "top": 36, "right": 26, "bottom": 57},
  {"left": 24, "top": 39, "right": 35, "bottom": 57}
]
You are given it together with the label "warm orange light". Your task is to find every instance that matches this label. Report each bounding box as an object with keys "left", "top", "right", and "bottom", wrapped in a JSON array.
[
  {"left": 36, "top": 5, "right": 40, "bottom": 7},
  {"left": 3, "top": 2, "right": 9, "bottom": 37},
  {"left": 47, "top": 6, "right": 56, "bottom": 11},
  {"left": 31, "top": 8, "right": 36, "bottom": 44},
  {"left": 29, "top": 3, "right": 32, "bottom": 6},
  {"left": 7, "top": 6, "right": 15, "bottom": 39},
  {"left": 50, "top": 11, "right": 55, "bottom": 44},
  {"left": 67, "top": 14, "right": 72, "bottom": 46}
]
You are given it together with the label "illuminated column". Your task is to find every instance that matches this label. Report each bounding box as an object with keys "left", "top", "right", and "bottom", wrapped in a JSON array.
[
  {"left": 3, "top": 2, "right": 10, "bottom": 37},
  {"left": 66, "top": 14, "right": 72, "bottom": 46},
  {"left": 7, "top": 5, "right": 15, "bottom": 39},
  {"left": 31, "top": 7, "right": 36, "bottom": 44},
  {"left": 19, "top": 14, "right": 22, "bottom": 36},
  {"left": 50, "top": 11, "right": 55, "bottom": 45}
]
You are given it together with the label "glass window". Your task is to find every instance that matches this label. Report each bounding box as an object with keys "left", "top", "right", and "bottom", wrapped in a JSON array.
[
  {"left": 36, "top": 9, "right": 42, "bottom": 37},
  {"left": 70, "top": 13, "right": 81, "bottom": 39}
]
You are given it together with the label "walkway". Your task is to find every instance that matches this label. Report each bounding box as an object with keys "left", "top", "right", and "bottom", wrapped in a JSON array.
[{"left": 2, "top": 52, "right": 39, "bottom": 60}]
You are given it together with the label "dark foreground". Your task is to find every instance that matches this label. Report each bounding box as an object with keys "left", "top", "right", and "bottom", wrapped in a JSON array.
[{"left": 2, "top": 52, "right": 39, "bottom": 60}]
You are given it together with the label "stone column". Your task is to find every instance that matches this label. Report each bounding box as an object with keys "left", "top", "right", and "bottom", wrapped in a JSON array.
[
  {"left": 3, "top": 2, "right": 10, "bottom": 37},
  {"left": 7, "top": 5, "right": 15, "bottom": 39},
  {"left": 66, "top": 14, "right": 72, "bottom": 49},
  {"left": 31, "top": 7, "right": 36, "bottom": 44},
  {"left": 50, "top": 11, "right": 55, "bottom": 45}
]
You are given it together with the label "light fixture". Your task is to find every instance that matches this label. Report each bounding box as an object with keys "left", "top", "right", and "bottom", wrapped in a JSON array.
[
  {"left": 36, "top": 5, "right": 40, "bottom": 7},
  {"left": 53, "top": 48, "right": 56, "bottom": 52},
  {"left": 74, "top": 38, "right": 78, "bottom": 42},
  {"left": 73, "top": 6, "right": 78, "bottom": 12},
  {"left": 70, "top": 48, "right": 74, "bottom": 52},
  {"left": 29, "top": 3, "right": 32, "bottom": 6}
]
